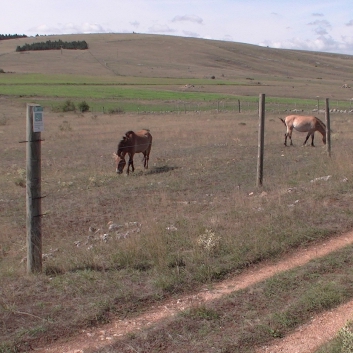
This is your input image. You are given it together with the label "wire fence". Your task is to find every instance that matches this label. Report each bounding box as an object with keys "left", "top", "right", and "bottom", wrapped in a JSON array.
[{"left": 81, "top": 98, "right": 353, "bottom": 116}]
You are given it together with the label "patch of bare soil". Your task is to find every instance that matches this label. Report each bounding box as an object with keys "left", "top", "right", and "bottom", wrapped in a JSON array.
[{"left": 34, "top": 231, "right": 353, "bottom": 353}]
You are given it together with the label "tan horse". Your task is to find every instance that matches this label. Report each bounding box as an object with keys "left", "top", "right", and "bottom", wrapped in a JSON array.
[
  {"left": 113, "top": 129, "right": 152, "bottom": 174},
  {"left": 280, "top": 115, "right": 326, "bottom": 147}
]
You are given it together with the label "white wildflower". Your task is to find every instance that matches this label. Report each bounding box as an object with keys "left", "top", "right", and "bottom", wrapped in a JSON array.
[
  {"left": 108, "top": 223, "right": 122, "bottom": 231},
  {"left": 197, "top": 229, "right": 220, "bottom": 252},
  {"left": 310, "top": 175, "right": 331, "bottom": 183}
]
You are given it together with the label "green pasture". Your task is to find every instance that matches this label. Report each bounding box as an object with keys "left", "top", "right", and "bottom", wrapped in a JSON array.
[
  {"left": 0, "top": 73, "right": 311, "bottom": 104},
  {"left": 1, "top": 73, "right": 349, "bottom": 115},
  {"left": 0, "top": 73, "right": 242, "bottom": 86},
  {"left": 0, "top": 83, "right": 233, "bottom": 100}
]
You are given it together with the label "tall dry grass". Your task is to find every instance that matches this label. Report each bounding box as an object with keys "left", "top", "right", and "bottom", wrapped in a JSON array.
[{"left": 1, "top": 104, "right": 353, "bottom": 350}]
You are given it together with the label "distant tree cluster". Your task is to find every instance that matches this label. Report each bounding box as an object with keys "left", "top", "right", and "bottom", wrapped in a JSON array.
[
  {"left": 0, "top": 34, "right": 27, "bottom": 40},
  {"left": 16, "top": 39, "right": 88, "bottom": 52}
]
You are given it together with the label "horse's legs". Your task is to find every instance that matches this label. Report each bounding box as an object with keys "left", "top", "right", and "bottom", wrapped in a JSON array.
[
  {"left": 284, "top": 133, "right": 292, "bottom": 146},
  {"left": 285, "top": 133, "right": 293, "bottom": 146},
  {"left": 143, "top": 152, "right": 149, "bottom": 169},
  {"left": 284, "top": 127, "right": 293, "bottom": 146},
  {"left": 144, "top": 144, "right": 152, "bottom": 169},
  {"left": 126, "top": 153, "right": 135, "bottom": 174},
  {"left": 303, "top": 132, "right": 315, "bottom": 146},
  {"left": 128, "top": 158, "right": 134, "bottom": 173},
  {"left": 303, "top": 132, "right": 311, "bottom": 146}
]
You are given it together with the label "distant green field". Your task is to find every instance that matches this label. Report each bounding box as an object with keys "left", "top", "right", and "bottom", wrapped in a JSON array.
[
  {"left": 0, "top": 73, "right": 242, "bottom": 86},
  {"left": 0, "top": 73, "right": 328, "bottom": 113},
  {"left": 0, "top": 83, "right": 235, "bottom": 100},
  {"left": 0, "top": 73, "right": 243, "bottom": 101}
]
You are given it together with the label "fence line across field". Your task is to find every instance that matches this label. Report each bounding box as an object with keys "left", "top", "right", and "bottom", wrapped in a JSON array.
[
  {"left": 81, "top": 98, "right": 353, "bottom": 115},
  {"left": 25, "top": 95, "right": 332, "bottom": 274}
]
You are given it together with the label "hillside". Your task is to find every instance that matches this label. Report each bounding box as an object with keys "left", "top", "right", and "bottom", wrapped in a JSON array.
[{"left": 0, "top": 33, "right": 353, "bottom": 99}]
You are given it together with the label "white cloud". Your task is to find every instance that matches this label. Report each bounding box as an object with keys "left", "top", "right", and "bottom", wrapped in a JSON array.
[
  {"left": 130, "top": 21, "right": 140, "bottom": 28},
  {"left": 171, "top": 15, "right": 203, "bottom": 24},
  {"left": 28, "top": 22, "right": 112, "bottom": 35},
  {"left": 261, "top": 33, "right": 353, "bottom": 55},
  {"left": 314, "top": 26, "right": 329, "bottom": 36},
  {"left": 147, "top": 23, "right": 176, "bottom": 34},
  {"left": 182, "top": 30, "right": 201, "bottom": 38},
  {"left": 307, "top": 20, "right": 332, "bottom": 30}
]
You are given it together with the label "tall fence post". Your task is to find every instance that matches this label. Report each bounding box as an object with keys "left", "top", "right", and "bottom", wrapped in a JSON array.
[
  {"left": 325, "top": 98, "right": 331, "bottom": 157},
  {"left": 257, "top": 94, "right": 265, "bottom": 187},
  {"left": 26, "top": 104, "right": 43, "bottom": 273}
]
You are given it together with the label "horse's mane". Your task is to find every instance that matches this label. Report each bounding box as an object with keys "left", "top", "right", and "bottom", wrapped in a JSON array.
[
  {"left": 316, "top": 117, "right": 327, "bottom": 130},
  {"left": 117, "top": 135, "right": 129, "bottom": 156}
]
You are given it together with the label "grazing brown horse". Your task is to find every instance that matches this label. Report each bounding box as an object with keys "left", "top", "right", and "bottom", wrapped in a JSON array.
[
  {"left": 113, "top": 129, "right": 152, "bottom": 174},
  {"left": 280, "top": 115, "right": 326, "bottom": 147}
]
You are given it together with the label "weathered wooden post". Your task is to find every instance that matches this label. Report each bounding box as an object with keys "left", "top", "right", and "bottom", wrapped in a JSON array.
[
  {"left": 316, "top": 96, "right": 320, "bottom": 113},
  {"left": 325, "top": 98, "right": 331, "bottom": 157},
  {"left": 257, "top": 94, "right": 265, "bottom": 187},
  {"left": 26, "top": 104, "right": 44, "bottom": 273}
]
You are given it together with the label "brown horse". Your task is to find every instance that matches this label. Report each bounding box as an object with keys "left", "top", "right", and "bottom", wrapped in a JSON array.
[
  {"left": 113, "top": 129, "right": 152, "bottom": 174},
  {"left": 280, "top": 115, "right": 326, "bottom": 147}
]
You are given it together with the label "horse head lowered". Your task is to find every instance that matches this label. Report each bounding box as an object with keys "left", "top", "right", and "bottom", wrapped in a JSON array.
[{"left": 113, "top": 129, "right": 152, "bottom": 174}]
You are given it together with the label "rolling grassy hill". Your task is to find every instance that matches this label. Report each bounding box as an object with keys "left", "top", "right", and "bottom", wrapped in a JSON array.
[{"left": 0, "top": 32, "right": 352, "bottom": 100}]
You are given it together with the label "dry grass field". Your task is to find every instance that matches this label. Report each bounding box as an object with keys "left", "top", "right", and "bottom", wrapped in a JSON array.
[{"left": 1, "top": 33, "right": 353, "bottom": 352}]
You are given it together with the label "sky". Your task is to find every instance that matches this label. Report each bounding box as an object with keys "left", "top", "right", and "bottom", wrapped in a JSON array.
[{"left": 2, "top": 0, "right": 353, "bottom": 55}]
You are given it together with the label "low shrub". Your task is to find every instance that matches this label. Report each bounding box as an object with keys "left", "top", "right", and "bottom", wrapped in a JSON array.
[
  {"left": 108, "top": 107, "right": 125, "bottom": 114},
  {"left": 78, "top": 101, "right": 89, "bottom": 112}
]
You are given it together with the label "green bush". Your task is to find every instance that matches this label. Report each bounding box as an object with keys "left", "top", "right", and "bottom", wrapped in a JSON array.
[
  {"left": 62, "top": 100, "right": 76, "bottom": 112},
  {"left": 78, "top": 101, "right": 90, "bottom": 112},
  {"left": 108, "top": 107, "right": 125, "bottom": 114}
]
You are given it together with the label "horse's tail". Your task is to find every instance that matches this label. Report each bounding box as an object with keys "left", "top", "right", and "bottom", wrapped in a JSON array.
[{"left": 279, "top": 117, "right": 286, "bottom": 125}]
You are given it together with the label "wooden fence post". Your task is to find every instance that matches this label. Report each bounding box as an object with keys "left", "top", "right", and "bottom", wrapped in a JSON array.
[
  {"left": 257, "top": 94, "right": 265, "bottom": 187},
  {"left": 26, "top": 104, "right": 43, "bottom": 273},
  {"left": 325, "top": 98, "right": 331, "bottom": 157}
]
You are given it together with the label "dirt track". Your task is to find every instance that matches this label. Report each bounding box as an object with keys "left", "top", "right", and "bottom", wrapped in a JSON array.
[{"left": 35, "top": 231, "right": 353, "bottom": 353}]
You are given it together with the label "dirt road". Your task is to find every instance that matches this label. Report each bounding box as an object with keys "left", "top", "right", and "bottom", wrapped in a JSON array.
[{"left": 35, "top": 231, "right": 353, "bottom": 353}]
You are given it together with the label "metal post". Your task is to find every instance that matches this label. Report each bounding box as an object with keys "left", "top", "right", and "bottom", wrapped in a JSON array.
[
  {"left": 26, "top": 104, "right": 43, "bottom": 273},
  {"left": 257, "top": 94, "right": 265, "bottom": 187}
]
